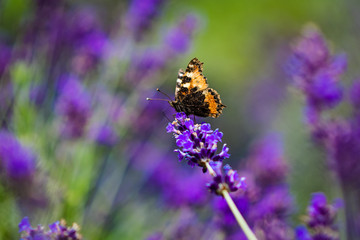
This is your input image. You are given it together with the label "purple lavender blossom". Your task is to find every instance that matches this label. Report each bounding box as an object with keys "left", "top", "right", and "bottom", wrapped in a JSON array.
[
  {"left": 56, "top": 75, "right": 91, "bottom": 139},
  {"left": 0, "top": 131, "right": 36, "bottom": 181},
  {"left": 207, "top": 163, "right": 246, "bottom": 195},
  {"left": 296, "top": 193, "right": 340, "bottom": 240},
  {"left": 287, "top": 25, "right": 346, "bottom": 111},
  {"left": 19, "top": 217, "right": 82, "bottom": 239},
  {"left": 167, "top": 112, "right": 230, "bottom": 172},
  {"left": 125, "top": 0, "right": 166, "bottom": 40}
]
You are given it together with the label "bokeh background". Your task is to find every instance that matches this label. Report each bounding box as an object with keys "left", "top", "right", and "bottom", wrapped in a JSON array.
[{"left": 1, "top": 0, "right": 359, "bottom": 239}]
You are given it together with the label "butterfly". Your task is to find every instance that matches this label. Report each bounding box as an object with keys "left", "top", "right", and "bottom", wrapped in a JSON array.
[{"left": 168, "top": 58, "right": 226, "bottom": 118}]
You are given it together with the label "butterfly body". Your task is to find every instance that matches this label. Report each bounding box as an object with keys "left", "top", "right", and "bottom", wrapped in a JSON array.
[{"left": 169, "top": 58, "right": 225, "bottom": 118}]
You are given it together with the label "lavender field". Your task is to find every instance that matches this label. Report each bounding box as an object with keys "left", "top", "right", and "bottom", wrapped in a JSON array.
[{"left": 1, "top": 0, "right": 360, "bottom": 239}]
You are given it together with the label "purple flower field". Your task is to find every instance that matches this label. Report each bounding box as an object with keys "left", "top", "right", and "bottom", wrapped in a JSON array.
[{"left": 1, "top": 0, "right": 360, "bottom": 239}]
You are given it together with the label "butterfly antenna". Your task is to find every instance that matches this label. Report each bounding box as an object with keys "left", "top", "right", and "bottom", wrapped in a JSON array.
[
  {"left": 146, "top": 98, "right": 169, "bottom": 101},
  {"left": 156, "top": 88, "right": 173, "bottom": 101}
]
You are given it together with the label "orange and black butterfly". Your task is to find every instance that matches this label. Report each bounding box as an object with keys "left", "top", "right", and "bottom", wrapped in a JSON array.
[
  {"left": 169, "top": 58, "right": 226, "bottom": 118},
  {"left": 148, "top": 58, "right": 226, "bottom": 118}
]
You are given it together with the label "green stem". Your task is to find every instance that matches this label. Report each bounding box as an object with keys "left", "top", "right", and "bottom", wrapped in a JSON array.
[
  {"left": 205, "top": 161, "right": 257, "bottom": 240},
  {"left": 222, "top": 190, "right": 258, "bottom": 240}
]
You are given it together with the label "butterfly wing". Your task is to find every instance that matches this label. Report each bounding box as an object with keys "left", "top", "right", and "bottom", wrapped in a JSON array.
[
  {"left": 175, "top": 58, "right": 208, "bottom": 101},
  {"left": 172, "top": 57, "right": 225, "bottom": 118},
  {"left": 179, "top": 88, "right": 226, "bottom": 118},
  {"left": 202, "top": 88, "right": 226, "bottom": 118}
]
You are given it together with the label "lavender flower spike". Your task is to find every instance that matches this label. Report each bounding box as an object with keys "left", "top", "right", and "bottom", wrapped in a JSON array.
[
  {"left": 167, "top": 112, "right": 257, "bottom": 240},
  {"left": 207, "top": 163, "right": 246, "bottom": 195},
  {"left": 167, "top": 112, "right": 230, "bottom": 172},
  {"left": 287, "top": 24, "right": 346, "bottom": 111}
]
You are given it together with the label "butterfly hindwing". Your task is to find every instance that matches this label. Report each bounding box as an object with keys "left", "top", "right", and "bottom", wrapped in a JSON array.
[{"left": 203, "top": 88, "right": 225, "bottom": 118}]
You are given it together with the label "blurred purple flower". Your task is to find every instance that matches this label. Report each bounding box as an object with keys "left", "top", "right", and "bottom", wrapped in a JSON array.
[
  {"left": 19, "top": 216, "right": 31, "bottom": 233},
  {"left": 129, "top": 141, "right": 209, "bottom": 207},
  {"left": 249, "top": 186, "right": 293, "bottom": 221},
  {"left": 253, "top": 217, "right": 295, "bottom": 240},
  {"left": 125, "top": 0, "right": 166, "bottom": 40},
  {"left": 297, "top": 193, "right": 340, "bottom": 240},
  {"left": 126, "top": 49, "right": 166, "bottom": 84},
  {"left": 153, "top": 162, "right": 210, "bottom": 207},
  {"left": 56, "top": 75, "right": 91, "bottom": 139},
  {"left": 24, "top": 4, "right": 108, "bottom": 76},
  {"left": 71, "top": 30, "right": 108, "bottom": 75},
  {"left": 323, "top": 120, "right": 360, "bottom": 188},
  {"left": 295, "top": 226, "right": 312, "bottom": 240},
  {"left": 287, "top": 27, "right": 329, "bottom": 77},
  {"left": 246, "top": 75, "right": 288, "bottom": 128},
  {"left": 308, "top": 193, "right": 336, "bottom": 228},
  {"left": 68, "top": 8, "right": 108, "bottom": 74},
  {"left": 29, "top": 84, "right": 47, "bottom": 107},
  {"left": 164, "top": 14, "right": 198, "bottom": 56},
  {"left": 146, "top": 232, "right": 164, "bottom": 240},
  {"left": 19, "top": 217, "right": 82, "bottom": 240},
  {"left": 68, "top": 7, "right": 102, "bottom": 40},
  {"left": 287, "top": 25, "right": 346, "bottom": 111},
  {"left": 90, "top": 124, "right": 118, "bottom": 146},
  {"left": 247, "top": 133, "right": 288, "bottom": 187},
  {"left": 24, "top": 0, "right": 67, "bottom": 53},
  {"left": 0, "top": 131, "right": 36, "bottom": 181},
  {"left": 306, "top": 72, "right": 343, "bottom": 109}
]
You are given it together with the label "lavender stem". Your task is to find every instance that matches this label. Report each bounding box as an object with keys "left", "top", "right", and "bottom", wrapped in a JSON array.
[
  {"left": 205, "top": 159, "right": 257, "bottom": 240},
  {"left": 205, "top": 161, "right": 217, "bottom": 177},
  {"left": 222, "top": 190, "right": 258, "bottom": 240}
]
